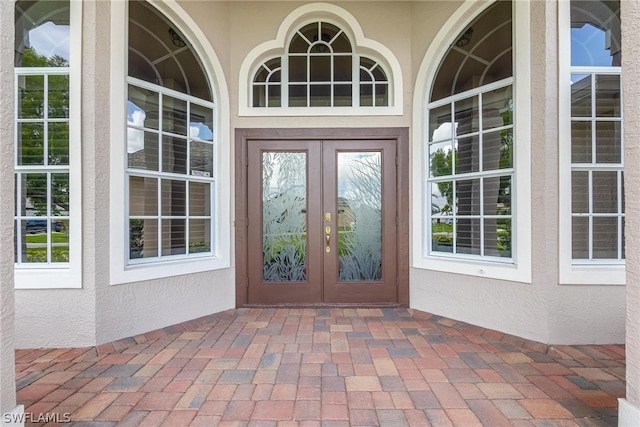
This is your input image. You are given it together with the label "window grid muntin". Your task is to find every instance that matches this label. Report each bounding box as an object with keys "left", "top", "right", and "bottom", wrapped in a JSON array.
[
  {"left": 14, "top": 67, "right": 71, "bottom": 267},
  {"left": 427, "top": 80, "right": 514, "bottom": 262},
  {"left": 570, "top": 67, "right": 623, "bottom": 263},
  {"left": 127, "top": 78, "right": 215, "bottom": 264}
]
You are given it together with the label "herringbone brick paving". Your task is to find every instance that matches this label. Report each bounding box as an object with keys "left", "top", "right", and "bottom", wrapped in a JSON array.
[{"left": 15, "top": 308, "right": 625, "bottom": 426}]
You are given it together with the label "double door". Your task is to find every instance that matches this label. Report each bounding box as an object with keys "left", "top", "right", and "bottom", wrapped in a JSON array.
[{"left": 247, "top": 139, "right": 397, "bottom": 304}]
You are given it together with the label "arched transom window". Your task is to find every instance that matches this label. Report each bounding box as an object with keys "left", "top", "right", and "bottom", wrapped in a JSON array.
[{"left": 252, "top": 21, "right": 389, "bottom": 108}]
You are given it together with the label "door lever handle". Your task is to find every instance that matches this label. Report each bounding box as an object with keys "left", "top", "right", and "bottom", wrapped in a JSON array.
[{"left": 325, "top": 226, "right": 331, "bottom": 252}]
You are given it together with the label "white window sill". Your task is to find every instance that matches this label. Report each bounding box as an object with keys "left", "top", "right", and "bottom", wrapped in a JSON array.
[
  {"left": 413, "top": 255, "right": 531, "bottom": 284},
  {"left": 110, "top": 256, "right": 230, "bottom": 285},
  {"left": 560, "top": 263, "right": 625, "bottom": 285},
  {"left": 15, "top": 268, "right": 81, "bottom": 289}
]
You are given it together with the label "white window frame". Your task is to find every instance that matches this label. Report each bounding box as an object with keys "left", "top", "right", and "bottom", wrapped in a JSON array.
[
  {"left": 558, "top": 0, "right": 625, "bottom": 285},
  {"left": 109, "top": 0, "right": 231, "bottom": 285},
  {"left": 412, "top": 0, "right": 532, "bottom": 283},
  {"left": 238, "top": 3, "right": 403, "bottom": 117},
  {"left": 14, "top": 0, "right": 82, "bottom": 289}
]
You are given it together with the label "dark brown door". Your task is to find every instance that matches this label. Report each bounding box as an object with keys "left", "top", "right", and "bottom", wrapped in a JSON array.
[{"left": 247, "top": 139, "right": 397, "bottom": 304}]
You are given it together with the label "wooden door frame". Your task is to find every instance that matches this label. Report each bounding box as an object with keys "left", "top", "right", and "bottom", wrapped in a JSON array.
[{"left": 235, "top": 128, "right": 410, "bottom": 307}]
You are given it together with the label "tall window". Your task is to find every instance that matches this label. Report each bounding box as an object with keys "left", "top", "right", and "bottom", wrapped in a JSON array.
[
  {"left": 252, "top": 21, "right": 389, "bottom": 108},
  {"left": 14, "top": 1, "right": 71, "bottom": 267},
  {"left": 127, "top": 0, "right": 215, "bottom": 264},
  {"left": 426, "top": 1, "right": 514, "bottom": 261},
  {"left": 569, "top": 0, "right": 623, "bottom": 263}
]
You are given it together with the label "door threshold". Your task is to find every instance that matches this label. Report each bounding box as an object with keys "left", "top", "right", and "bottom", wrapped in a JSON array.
[{"left": 243, "top": 302, "right": 404, "bottom": 309}]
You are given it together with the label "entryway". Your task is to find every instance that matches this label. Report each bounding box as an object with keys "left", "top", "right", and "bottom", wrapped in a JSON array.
[{"left": 235, "top": 129, "right": 409, "bottom": 306}]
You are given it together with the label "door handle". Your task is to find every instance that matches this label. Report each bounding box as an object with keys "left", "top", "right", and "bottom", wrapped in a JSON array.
[{"left": 325, "top": 226, "right": 331, "bottom": 252}]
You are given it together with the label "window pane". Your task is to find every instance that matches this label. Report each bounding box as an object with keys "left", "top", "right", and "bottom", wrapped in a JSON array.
[
  {"left": 189, "top": 182, "right": 210, "bottom": 216},
  {"left": 334, "top": 56, "right": 352, "bottom": 82},
  {"left": 457, "top": 218, "right": 481, "bottom": 255},
  {"left": 360, "top": 84, "right": 373, "bottom": 107},
  {"left": 334, "top": 84, "right": 352, "bottom": 107},
  {"left": 571, "top": 216, "right": 589, "bottom": 259},
  {"left": 571, "top": 171, "right": 589, "bottom": 213},
  {"left": 592, "top": 171, "right": 617, "bottom": 213},
  {"left": 162, "top": 136, "right": 187, "bottom": 174},
  {"left": 48, "top": 74, "right": 69, "bottom": 118},
  {"left": 309, "top": 85, "right": 331, "bottom": 107},
  {"left": 128, "top": 87, "right": 160, "bottom": 130},
  {"left": 268, "top": 84, "right": 282, "bottom": 107},
  {"left": 571, "top": 0, "right": 621, "bottom": 67},
  {"left": 289, "top": 85, "right": 307, "bottom": 107},
  {"left": 162, "top": 219, "right": 186, "bottom": 256},
  {"left": 592, "top": 217, "right": 618, "bottom": 259},
  {"left": 190, "top": 104, "right": 213, "bottom": 142},
  {"left": 23, "top": 219, "right": 48, "bottom": 263},
  {"left": 162, "top": 96, "right": 188, "bottom": 135},
  {"left": 52, "top": 219, "right": 69, "bottom": 262},
  {"left": 26, "top": 173, "right": 47, "bottom": 216},
  {"left": 190, "top": 141, "right": 213, "bottom": 177},
  {"left": 129, "top": 176, "right": 158, "bottom": 216},
  {"left": 482, "top": 86, "right": 512, "bottom": 129},
  {"left": 15, "top": 0, "right": 71, "bottom": 67},
  {"left": 51, "top": 173, "right": 69, "bottom": 216},
  {"left": 18, "top": 75, "right": 44, "bottom": 118},
  {"left": 429, "top": 105, "right": 453, "bottom": 143},
  {"left": 289, "top": 33, "right": 310, "bottom": 53},
  {"left": 571, "top": 74, "right": 591, "bottom": 117},
  {"left": 161, "top": 179, "right": 186, "bottom": 217},
  {"left": 595, "top": 121, "right": 621, "bottom": 163},
  {"left": 128, "top": 131, "right": 159, "bottom": 171},
  {"left": 456, "top": 179, "right": 480, "bottom": 216},
  {"left": 310, "top": 56, "right": 330, "bottom": 82},
  {"left": 571, "top": 121, "right": 592, "bottom": 163},
  {"left": 431, "top": 182, "right": 453, "bottom": 216},
  {"left": 289, "top": 56, "right": 307, "bottom": 82},
  {"left": 18, "top": 123, "right": 45, "bottom": 165},
  {"left": 253, "top": 85, "right": 266, "bottom": 107},
  {"left": 375, "top": 84, "right": 388, "bottom": 106},
  {"left": 130, "top": 219, "right": 158, "bottom": 259},
  {"left": 595, "top": 74, "right": 621, "bottom": 117},
  {"left": 482, "top": 129, "right": 511, "bottom": 171},
  {"left": 455, "top": 97, "right": 479, "bottom": 135},
  {"left": 48, "top": 122, "right": 69, "bottom": 166},
  {"left": 429, "top": 141, "right": 453, "bottom": 177},
  {"left": 484, "top": 176, "right": 511, "bottom": 215},
  {"left": 325, "top": 23, "right": 351, "bottom": 52},
  {"left": 455, "top": 136, "right": 480, "bottom": 174},
  {"left": 432, "top": 219, "right": 453, "bottom": 253},
  {"left": 189, "top": 219, "right": 211, "bottom": 253},
  {"left": 485, "top": 218, "right": 511, "bottom": 257}
]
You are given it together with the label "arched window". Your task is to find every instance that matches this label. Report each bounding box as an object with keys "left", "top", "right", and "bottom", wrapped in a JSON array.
[
  {"left": 240, "top": 4, "right": 402, "bottom": 115},
  {"left": 252, "top": 21, "right": 388, "bottom": 108},
  {"left": 426, "top": 1, "right": 514, "bottom": 261},
  {"left": 126, "top": 0, "right": 216, "bottom": 264}
]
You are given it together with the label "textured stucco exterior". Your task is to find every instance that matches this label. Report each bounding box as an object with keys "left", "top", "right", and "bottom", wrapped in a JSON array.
[
  {"left": 10, "top": 0, "right": 627, "bottom": 351},
  {"left": 1, "top": 0, "right": 17, "bottom": 417},
  {"left": 621, "top": 0, "right": 640, "bottom": 422}
]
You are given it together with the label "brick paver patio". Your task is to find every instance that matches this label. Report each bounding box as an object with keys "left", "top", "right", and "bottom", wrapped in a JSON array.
[{"left": 15, "top": 308, "right": 625, "bottom": 426}]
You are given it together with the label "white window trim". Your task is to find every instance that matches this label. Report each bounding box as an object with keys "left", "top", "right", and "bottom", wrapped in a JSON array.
[
  {"left": 15, "top": 0, "right": 82, "bottom": 289},
  {"left": 238, "top": 2, "right": 403, "bottom": 117},
  {"left": 109, "top": 0, "right": 231, "bottom": 285},
  {"left": 558, "top": 0, "right": 625, "bottom": 285},
  {"left": 412, "top": 0, "right": 532, "bottom": 283}
]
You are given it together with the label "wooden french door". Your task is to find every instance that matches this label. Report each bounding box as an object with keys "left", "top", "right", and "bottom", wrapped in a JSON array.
[{"left": 246, "top": 139, "right": 397, "bottom": 304}]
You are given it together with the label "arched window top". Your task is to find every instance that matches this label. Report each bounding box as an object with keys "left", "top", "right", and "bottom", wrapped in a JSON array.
[
  {"left": 128, "top": 0, "right": 212, "bottom": 102},
  {"left": 15, "top": 0, "right": 70, "bottom": 67},
  {"left": 240, "top": 3, "right": 402, "bottom": 115},
  {"left": 430, "top": 0, "right": 512, "bottom": 103}
]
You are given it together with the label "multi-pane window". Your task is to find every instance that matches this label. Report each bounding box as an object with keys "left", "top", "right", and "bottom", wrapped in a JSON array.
[
  {"left": 569, "top": 0, "right": 623, "bottom": 262},
  {"left": 252, "top": 21, "right": 389, "bottom": 108},
  {"left": 127, "top": 1, "right": 215, "bottom": 264},
  {"left": 14, "top": 0, "right": 71, "bottom": 266},
  {"left": 426, "top": 1, "right": 514, "bottom": 261}
]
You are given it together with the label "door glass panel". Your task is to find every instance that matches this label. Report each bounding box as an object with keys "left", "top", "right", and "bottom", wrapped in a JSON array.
[
  {"left": 337, "top": 152, "right": 382, "bottom": 281},
  {"left": 262, "top": 152, "right": 308, "bottom": 281}
]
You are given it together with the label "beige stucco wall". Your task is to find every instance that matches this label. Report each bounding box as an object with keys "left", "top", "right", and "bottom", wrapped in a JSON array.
[
  {"left": 12, "top": 0, "right": 627, "bottom": 348},
  {"left": 1, "top": 0, "right": 17, "bottom": 415}
]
